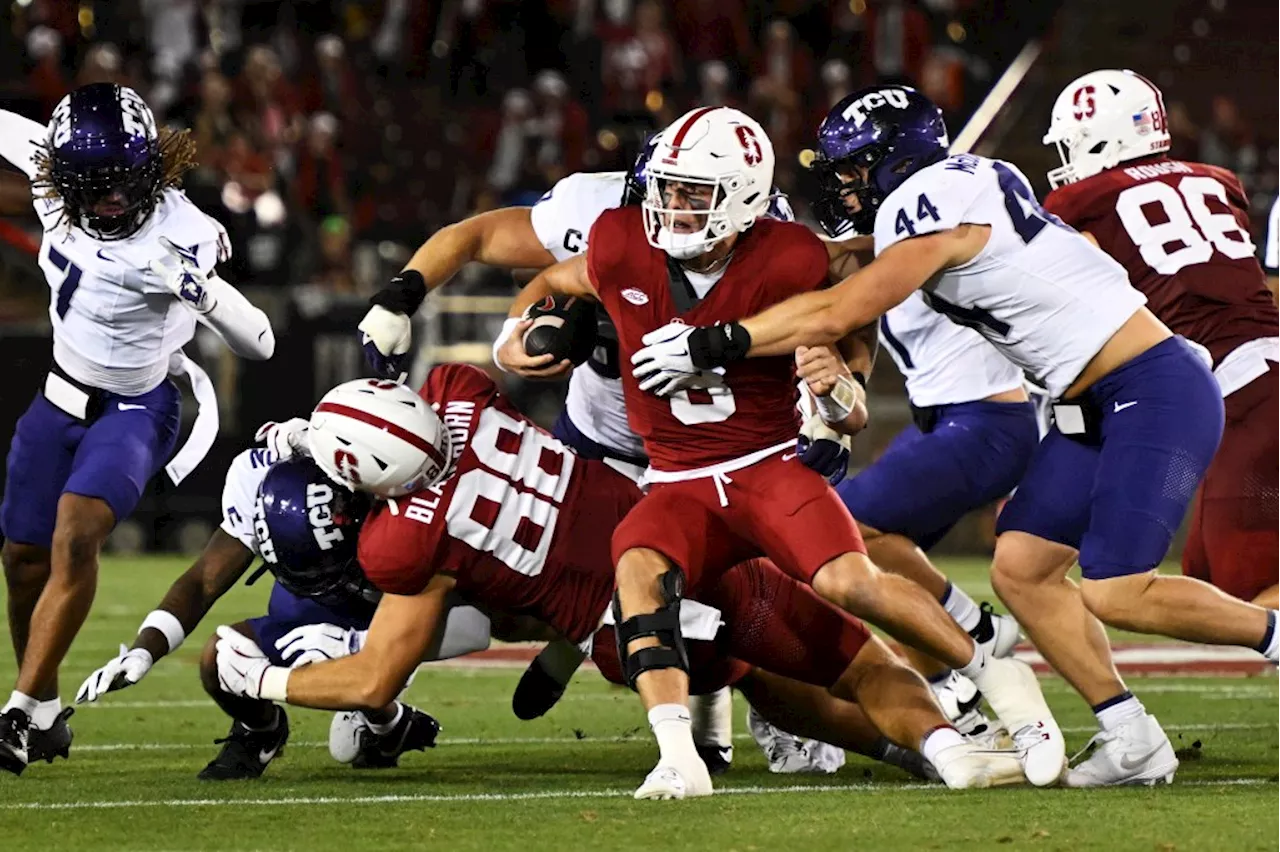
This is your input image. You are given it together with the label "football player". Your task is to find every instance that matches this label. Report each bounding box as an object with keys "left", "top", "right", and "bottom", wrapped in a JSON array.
[
  {"left": 633, "top": 86, "right": 1280, "bottom": 787},
  {"left": 747, "top": 96, "right": 1053, "bottom": 772},
  {"left": 214, "top": 370, "right": 1027, "bottom": 794},
  {"left": 356, "top": 141, "right": 811, "bottom": 773},
  {"left": 74, "top": 432, "right": 472, "bottom": 778},
  {"left": 1042, "top": 70, "right": 1278, "bottom": 611},
  {"left": 0, "top": 84, "right": 275, "bottom": 775},
  {"left": 501, "top": 106, "right": 1061, "bottom": 798}
]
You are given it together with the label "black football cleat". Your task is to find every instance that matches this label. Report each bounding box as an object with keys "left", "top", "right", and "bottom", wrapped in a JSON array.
[
  {"left": 353, "top": 705, "right": 441, "bottom": 769},
  {"left": 27, "top": 706, "right": 74, "bottom": 764},
  {"left": 0, "top": 708, "right": 31, "bottom": 776},
  {"left": 197, "top": 707, "right": 290, "bottom": 781},
  {"left": 695, "top": 743, "right": 733, "bottom": 777},
  {"left": 512, "top": 658, "right": 568, "bottom": 721}
]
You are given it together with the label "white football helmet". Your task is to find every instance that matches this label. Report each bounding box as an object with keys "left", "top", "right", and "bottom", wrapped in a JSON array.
[
  {"left": 1043, "top": 69, "right": 1171, "bottom": 189},
  {"left": 307, "top": 379, "right": 452, "bottom": 498},
  {"left": 643, "top": 106, "right": 775, "bottom": 259}
]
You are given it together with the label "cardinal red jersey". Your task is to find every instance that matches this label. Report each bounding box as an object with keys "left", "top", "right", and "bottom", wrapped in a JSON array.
[
  {"left": 357, "top": 364, "right": 638, "bottom": 644},
  {"left": 1044, "top": 158, "right": 1277, "bottom": 365},
  {"left": 587, "top": 206, "right": 829, "bottom": 471}
]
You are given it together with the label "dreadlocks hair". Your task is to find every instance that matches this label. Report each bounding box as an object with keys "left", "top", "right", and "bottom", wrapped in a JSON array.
[{"left": 31, "top": 126, "right": 198, "bottom": 232}]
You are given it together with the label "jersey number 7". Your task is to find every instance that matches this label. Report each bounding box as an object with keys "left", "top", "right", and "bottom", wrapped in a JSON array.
[{"left": 47, "top": 246, "right": 83, "bottom": 319}]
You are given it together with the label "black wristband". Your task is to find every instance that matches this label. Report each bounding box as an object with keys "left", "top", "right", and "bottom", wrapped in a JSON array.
[
  {"left": 370, "top": 269, "right": 428, "bottom": 315},
  {"left": 851, "top": 371, "right": 868, "bottom": 389},
  {"left": 688, "top": 322, "right": 752, "bottom": 370}
]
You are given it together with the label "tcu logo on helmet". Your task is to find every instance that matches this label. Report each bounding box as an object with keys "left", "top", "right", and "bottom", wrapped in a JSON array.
[
  {"left": 252, "top": 493, "right": 278, "bottom": 564},
  {"left": 1072, "top": 85, "right": 1097, "bottom": 120},
  {"left": 735, "top": 125, "right": 763, "bottom": 166},
  {"left": 333, "top": 449, "right": 362, "bottom": 485},
  {"left": 841, "top": 88, "right": 910, "bottom": 127},
  {"left": 306, "top": 482, "right": 345, "bottom": 550}
]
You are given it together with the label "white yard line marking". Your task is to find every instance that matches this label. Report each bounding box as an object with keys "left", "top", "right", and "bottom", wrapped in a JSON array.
[{"left": 2, "top": 778, "right": 1272, "bottom": 811}]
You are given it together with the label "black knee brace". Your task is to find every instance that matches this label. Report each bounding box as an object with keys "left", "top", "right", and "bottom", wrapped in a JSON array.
[{"left": 613, "top": 568, "right": 689, "bottom": 689}]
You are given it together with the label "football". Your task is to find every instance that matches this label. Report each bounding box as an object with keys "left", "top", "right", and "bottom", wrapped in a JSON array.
[{"left": 521, "top": 295, "right": 596, "bottom": 365}]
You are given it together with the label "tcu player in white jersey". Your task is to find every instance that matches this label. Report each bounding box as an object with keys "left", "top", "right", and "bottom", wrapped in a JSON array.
[
  {"left": 357, "top": 143, "right": 805, "bottom": 774},
  {"left": 75, "top": 427, "right": 482, "bottom": 779},
  {"left": 0, "top": 84, "right": 274, "bottom": 775},
  {"left": 633, "top": 85, "right": 1280, "bottom": 787}
]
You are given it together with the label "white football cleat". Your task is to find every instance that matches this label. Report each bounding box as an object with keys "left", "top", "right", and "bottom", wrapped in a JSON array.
[
  {"left": 931, "top": 740, "right": 1027, "bottom": 789},
  {"left": 970, "top": 602, "right": 1022, "bottom": 659},
  {"left": 1063, "top": 713, "right": 1178, "bottom": 787},
  {"left": 971, "top": 657, "right": 1066, "bottom": 786},
  {"left": 747, "top": 707, "right": 845, "bottom": 774},
  {"left": 929, "top": 671, "right": 1005, "bottom": 743},
  {"left": 329, "top": 711, "right": 365, "bottom": 764},
  {"left": 633, "top": 759, "right": 714, "bottom": 800}
]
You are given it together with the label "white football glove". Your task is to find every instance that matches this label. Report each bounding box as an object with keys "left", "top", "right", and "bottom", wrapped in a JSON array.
[
  {"left": 148, "top": 237, "right": 216, "bottom": 314},
  {"left": 275, "top": 624, "right": 366, "bottom": 668},
  {"left": 255, "top": 417, "right": 311, "bottom": 460},
  {"left": 358, "top": 305, "right": 413, "bottom": 382},
  {"left": 75, "top": 644, "right": 154, "bottom": 704},
  {"left": 632, "top": 321, "right": 722, "bottom": 397},
  {"left": 215, "top": 625, "right": 280, "bottom": 699}
]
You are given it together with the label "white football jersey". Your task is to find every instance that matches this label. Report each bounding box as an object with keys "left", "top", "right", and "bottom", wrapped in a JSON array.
[
  {"left": 0, "top": 109, "right": 229, "bottom": 397},
  {"left": 873, "top": 154, "right": 1146, "bottom": 398},
  {"left": 530, "top": 171, "right": 645, "bottom": 458},
  {"left": 220, "top": 447, "right": 280, "bottom": 554},
  {"left": 879, "top": 293, "right": 1024, "bottom": 407}
]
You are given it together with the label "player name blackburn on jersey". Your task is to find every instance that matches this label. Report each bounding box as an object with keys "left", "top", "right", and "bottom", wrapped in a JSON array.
[{"left": 873, "top": 152, "right": 1146, "bottom": 398}]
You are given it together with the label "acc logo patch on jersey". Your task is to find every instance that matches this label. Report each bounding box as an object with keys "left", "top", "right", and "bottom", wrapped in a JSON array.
[{"left": 621, "top": 288, "right": 649, "bottom": 306}]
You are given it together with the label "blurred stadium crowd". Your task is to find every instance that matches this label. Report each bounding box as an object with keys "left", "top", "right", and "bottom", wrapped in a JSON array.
[{"left": 0, "top": 0, "right": 1274, "bottom": 309}]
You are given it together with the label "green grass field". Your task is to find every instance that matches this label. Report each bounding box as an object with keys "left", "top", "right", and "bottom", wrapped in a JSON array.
[{"left": 0, "top": 557, "right": 1276, "bottom": 851}]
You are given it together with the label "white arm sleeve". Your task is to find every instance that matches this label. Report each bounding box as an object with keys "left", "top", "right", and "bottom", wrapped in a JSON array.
[
  {"left": 198, "top": 274, "right": 276, "bottom": 360},
  {"left": 0, "top": 110, "right": 46, "bottom": 180}
]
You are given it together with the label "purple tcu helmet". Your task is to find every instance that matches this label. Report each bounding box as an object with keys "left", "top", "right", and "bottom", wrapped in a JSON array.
[
  {"left": 623, "top": 133, "right": 660, "bottom": 206},
  {"left": 811, "top": 86, "right": 949, "bottom": 238},
  {"left": 47, "top": 83, "right": 164, "bottom": 240},
  {"left": 252, "top": 457, "right": 378, "bottom": 607}
]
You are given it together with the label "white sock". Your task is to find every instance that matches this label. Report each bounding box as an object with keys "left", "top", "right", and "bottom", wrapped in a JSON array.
[
  {"left": 689, "top": 688, "right": 733, "bottom": 748},
  {"left": 1259, "top": 611, "right": 1279, "bottom": 661},
  {"left": 919, "top": 725, "right": 965, "bottom": 765},
  {"left": 365, "top": 703, "right": 404, "bottom": 736},
  {"left": 942, "top": 583, "right": 982, "bottom": 633},
  {"left": 648, "top": 703, "right": 699, "bottom": 767},
  {"left": 1094, "top": 694, "right": 1145, "bottom": 732},
  {"left": 2, "top": 691, "right": 38, "bottom": 718},
  {"left": 955, "top": 641, "right": 988, "bottom": 681},
  {"left": 32, "top": 697, "right": 62, "bottom": 730}
]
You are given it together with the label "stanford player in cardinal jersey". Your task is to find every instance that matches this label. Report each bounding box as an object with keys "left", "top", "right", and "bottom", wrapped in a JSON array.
[
  {"left": 209, "top": 364, "right": 1025, "bottom": 792},
  {"left": 506, "top": 106, "right": 1057, "bottom": 798},
  {"left": 1043, "top": 69, "right": 1278, "bottom": 607}
]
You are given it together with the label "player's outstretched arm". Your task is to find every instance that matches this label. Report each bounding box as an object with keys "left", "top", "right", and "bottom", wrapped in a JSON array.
[
  {"left": 740, "top": 230, "right": 973, "bottom": 357},
  {"left": 229, "top": 575, "right": 456, "bottom": 712},
  {"left": 361, "top": 208, "right": 558, "bottom": 378},
  {"left": 0, "top": 110, "right": 46, "bottom": 180},
  {"left": 149, "top": 239, "right": 275, "bottom": 359},
  {"left": 76, "top": 529, "right": 254, "bottom": 703},
  {"left": 495, "top": 254, "right": 597, "bottom": 378}
]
